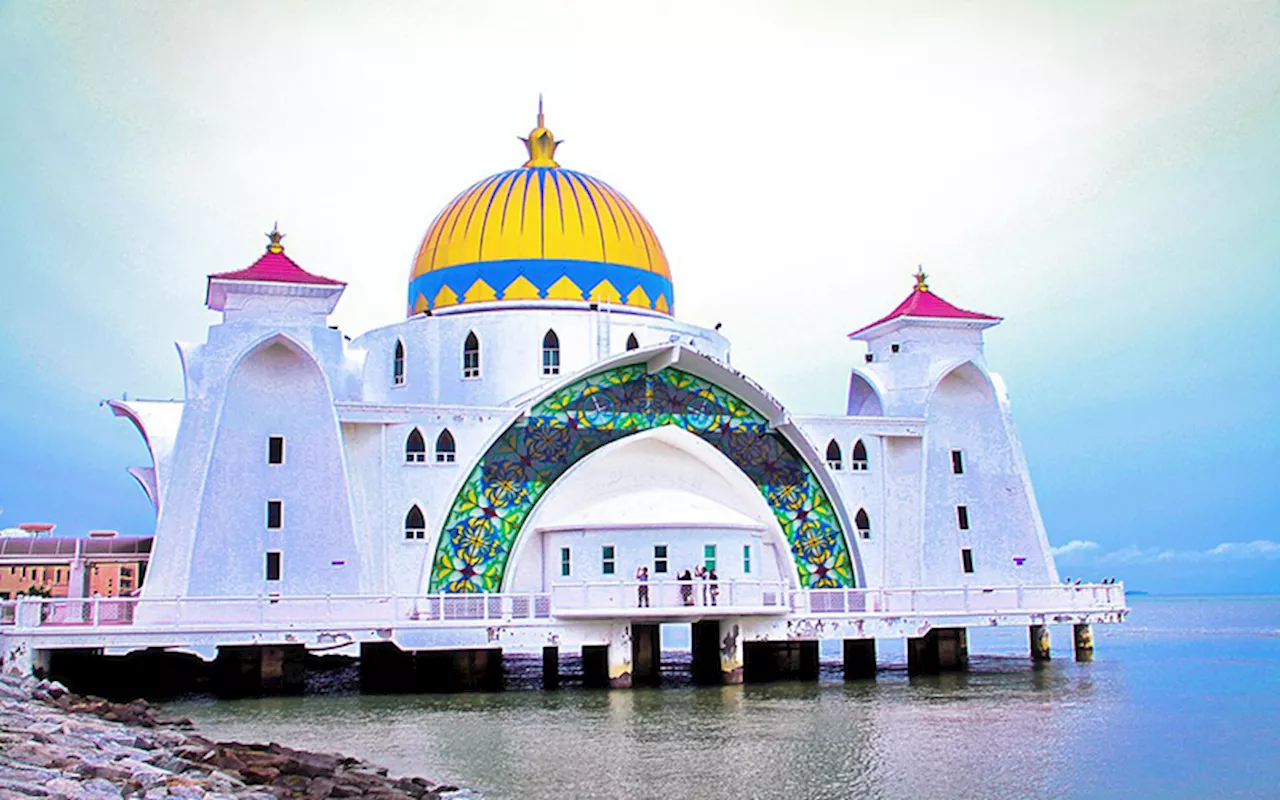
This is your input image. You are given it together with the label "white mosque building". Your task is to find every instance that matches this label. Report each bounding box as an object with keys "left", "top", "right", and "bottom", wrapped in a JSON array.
[{"left": 106, "top": 107, "right": 1062, "bottom": 616}]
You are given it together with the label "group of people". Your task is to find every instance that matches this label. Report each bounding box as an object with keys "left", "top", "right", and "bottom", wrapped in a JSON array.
[
  {"left": 1063, "top": 576, "right": 1120, "bottom": 585},
  {"left": 633, "top": 565, "right": 719, "bottom": 608}
]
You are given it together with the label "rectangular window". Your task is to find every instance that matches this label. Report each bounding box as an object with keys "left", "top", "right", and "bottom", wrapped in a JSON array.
[
  {"left": 560, "top": 547, "right": 571, "bottom": 577},
  {"left": 267, "top": 499, "right": 283, "bottom": 530},
  {"left": 602, "top": 545, "right": 616, "bottom": 575},
  {"left": 654, "top": 545, "right": 668, "bottom": 574},
  {"left": 266, "top": 551, "right": 282, "bottom": 581},
  {"left": 463, "top": 351, "right": 480, "bottom": 379},
  {"left": 268, "top": 436, "right": 285, "bottom": 465},
  {"left": 704, "top": 544, "right": 717, "bottom": 572},
  {"left": 961, "top": 548, "right": 974, "bottom": 574},
  {"left": 951, "top": 449, "right": 964, "bottom": 475},
  {"left": 743, "top": 544, "right": 752, "bottom": 574},
  {"left": 956, "top": 505, "right": 970, "bottom": 530},
  {"left": 542, "top": 350, "right": 560, "bottom": 376}
]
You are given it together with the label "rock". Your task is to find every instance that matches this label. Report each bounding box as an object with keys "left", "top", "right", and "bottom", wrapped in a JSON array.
[
  {"left": 307, "top": 777, "right": 336, "bottom": 798},
  {"left": 80, "top": 778, "right": 125, "bottom": 798},
  {"left": 0, "top": 777, "right": 52, "bottom": 797},
  {"left": 237, "top": 766, "right": 278, "bottom": 786}
]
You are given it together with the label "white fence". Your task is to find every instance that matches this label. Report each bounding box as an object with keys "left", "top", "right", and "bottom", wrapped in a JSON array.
[{"left": 0, "top": 581, "right": 1124, "bottom": 633}]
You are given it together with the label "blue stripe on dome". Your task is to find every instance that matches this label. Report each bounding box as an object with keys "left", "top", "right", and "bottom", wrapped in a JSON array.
[{"left": 407, "top": 259, "right": 674, "bottom": 313}]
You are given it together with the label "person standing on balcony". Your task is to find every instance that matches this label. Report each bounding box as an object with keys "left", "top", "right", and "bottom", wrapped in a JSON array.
[
  {"left": 636, "top": 565, "right": 650, "bottom": 608},
  {"left": 708, "top": 569, "right": 719, "bottom": 606},
  {"left": 679, "top": 569, "right": 694, "bottom": 606},
  {"left": 694, "top": 565, "right": 708, "bottom": 605}
]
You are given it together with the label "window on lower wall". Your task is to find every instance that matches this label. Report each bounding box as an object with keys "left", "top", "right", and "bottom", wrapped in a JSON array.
[
  {"left": 956, "top": 505, "right": 970, "bottom": 530},
  {"left": 825, "top": 439, "right": 842, "bottom": 471},
  {"left": 851, "top": 439, "right": 868, "bottom": 471},
  {"left": 560, "top": 547, "right": 571, "bottom": 577},
  {"left": 951, "top": 449, "right": 965, "bottom": 475},
  {"left": 602, "top": 545, "right": 616, "bottom": 575},
  {"left": 855, "top": 508, "right": 871, "bottom": 539},
  {"left": 743, "top": 544, "right": 752, "bottom": 574},
  {"left": 266, "top": 551, "right": 282, "bottom": 581},
  {"left": 266, "top": 500, "right": 283, "bottom": 530},
  {"left": 961, "top": 548, "right": 974, "bottom": 574},
  {"left": 654, "top": 545, "right": 668, "bottom": 574},
  {"left": 435, "top": 429, "right": 456, "bottom": 463},
  {"left": 704, "top": 544, "right": 717, "bottom": 572},
  {"left": 405, "top": 505, "right": 426, "bottom": 540}
]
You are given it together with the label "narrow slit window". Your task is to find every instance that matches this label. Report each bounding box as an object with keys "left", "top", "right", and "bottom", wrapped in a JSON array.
[
  {"left": 743, "top": 544, "right": 752, "bottom": 574},
  {"left": 560, "top": 547, "right": 571, "bottom": 577},
  {"left": 542, "top": 329, "right": 560, "bottom": 376},
  {"left": 602, "top": 545, "right": 616, "bottom": 575},
  {"left": 855, "top": 508, "right": 871, "bottom": 540},
  {"left": 951, "top": 449, "right": 965, "bottom": 475},
  {"left": 405, "top": 428, "right": 426, "bottom": 463},
  {"left": 266, "top": 551, "right": 282, "bottom": 582},
  {"left": 393, "top": 340, "right": 405, "bottom": 386},
  {"left": 654, "top": 545, "right": 668, "bottom": 574},
  {"left": 704, "top": 544, "right": 717, "bottom": 572},
  {"left": 957, "top": 505, "right": 970, "bottom": 530},
  {"left": 463, "top": 332, "right": 481, "bottom": 378},
  {"left": 851, "top": 439, "right": 869, "bottom": 471},
  {"left": 267, "top": 436, "right": 284, "bottom": 465},
  {"left": 405, "top": 505, "right": 426, "bottom": 540},
  {"left": 435, "top": 429, "right": 456, "bottom": 463},
  {"left": 825, "top": 439, "right": 842, "bottom": 471},
  {"left": 961, "top": 548, "right": 974, "bottom": 574},
  {"left": 266, "top": 500, "right": 283, "bottom": 530},
  {"left": 626, "top": 333, "right": 640, "bottom": 351}
]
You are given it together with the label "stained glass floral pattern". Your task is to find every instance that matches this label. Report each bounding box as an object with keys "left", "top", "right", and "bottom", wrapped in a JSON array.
[{"left": 428, "top": 366, "right": 855, "bottom": 592}]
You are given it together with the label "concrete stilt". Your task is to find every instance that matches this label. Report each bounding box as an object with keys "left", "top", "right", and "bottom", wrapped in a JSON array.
[
  {"left": 632, "top": 623, "right": 661, "bottom": 687},
  {"left": 907, "top": 628, "right": 969, "bottom": 675},
  {"left": 690, "top": 620, "right": 722, "bottom": 685},
  {"left": 542, "top": 646, "right": 560, "bottom": 690},
  {"left": 842, "top": 639, "right": 877, "bottom": 681},
  {"left": 719, "top": 620, "right": 744, "bottom": 685},
  {"left": 418, "top": 648, "right": 504, "bottom": 691},
  {"left": 214, "top": 645, "right": 305, "bottom": 698},
  {"left": 1030, "top": 624, "right": 1052, "bottom": 662},
  {"left": 743, "top": 640, "right": 820, "bottom": 683},
  {"left": 606, "top": 623, "right": 634, "bottom": 689},
  {"left": 1073, "top": 623, "right": 1094, "bottom": 662},
  {"left": 582, "top": 645, "right": 609, "bottom": 689},
  {"left": 360, "top": 642, "right": 415, "bottom": 694}
]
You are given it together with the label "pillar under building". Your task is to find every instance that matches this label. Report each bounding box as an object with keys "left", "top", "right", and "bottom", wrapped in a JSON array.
[
  {"left": 542, "top": 646, "right": 560, "bottom": 690},
  {"left": 1073, "top": 623, "right": 1094, "bottom": 662},
  {"left": 1030, "top": 624, "right": 1051, "bottom": 662},
  {"left": 632, "top": 623, "right": 662, "bottom": 687},
  {"left": 690, "top": 619, "right": 745, "bottom": 685},
  {"left": 743, "top": 640, "right": 820, "bottom": 683},
  {"left": 843, "top": 639, "right": 877, "bottom": 681},
  {"left": 215, "top": 644, "right": 306, "bottom": 698},
  {"left": 907, "top": 628, "right": 969, "bottom": 675}
]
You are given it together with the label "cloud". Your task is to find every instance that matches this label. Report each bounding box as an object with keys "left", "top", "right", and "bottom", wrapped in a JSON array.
[
  {"left": 1050, "top": 539, "right": 1100, "bottom": 557},
  {"left": 1081, "top": 540, "right": 1280, "bottom": 565}
]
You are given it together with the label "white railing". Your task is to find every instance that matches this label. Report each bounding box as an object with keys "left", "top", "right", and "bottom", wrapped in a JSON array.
[
  {"left": 0, "top": 582, "right": 1124, "bottom": 633},
  {"left": 549, "top": 579, "right": 790, "bottom": 612}
]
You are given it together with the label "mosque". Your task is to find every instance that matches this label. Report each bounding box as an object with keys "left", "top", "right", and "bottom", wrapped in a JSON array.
[{"left": 106, "top": 105, "right": 1061, "bottom": 617}]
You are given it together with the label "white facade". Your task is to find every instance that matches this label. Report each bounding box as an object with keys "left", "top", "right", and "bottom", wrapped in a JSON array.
[{"left": 110, "top": 257, "right": 1060, "bottom": 608}]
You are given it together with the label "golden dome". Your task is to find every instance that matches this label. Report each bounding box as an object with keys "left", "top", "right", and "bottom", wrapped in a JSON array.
[{"left": 408, "top": 105, "right": 673, "bottom": 316}]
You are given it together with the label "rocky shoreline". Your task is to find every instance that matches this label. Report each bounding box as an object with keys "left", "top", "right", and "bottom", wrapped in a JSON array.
[{"left": 0, "top": 675, "right": 461, "bottom": 800}]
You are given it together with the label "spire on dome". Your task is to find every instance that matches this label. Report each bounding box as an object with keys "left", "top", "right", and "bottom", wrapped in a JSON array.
[
  {"left": 521, "top": 95, "right": 562, "bottom": 168},
  {"left": 266, "top": 223, "right": 285, "bottom": 254}
]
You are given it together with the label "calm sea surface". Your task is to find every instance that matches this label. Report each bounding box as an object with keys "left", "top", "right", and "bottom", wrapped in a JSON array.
[{"left": 167, "top": 596, "right": 1280, "bottom": 799}]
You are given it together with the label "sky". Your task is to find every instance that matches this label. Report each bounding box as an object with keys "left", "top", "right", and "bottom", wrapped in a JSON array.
[{"left": 1, "top": 1, "right": 1277, "bottom": 594}]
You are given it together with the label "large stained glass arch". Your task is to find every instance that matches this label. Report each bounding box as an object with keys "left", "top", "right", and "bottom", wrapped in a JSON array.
[{"left": 428, "top": 365, "right": 856, "bottom": 592}]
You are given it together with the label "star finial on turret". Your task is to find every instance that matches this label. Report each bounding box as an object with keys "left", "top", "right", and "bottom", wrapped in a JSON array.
[
  {"left": 914, "top": 266, "right": 929, "bottom": 292},
  {"left": 266, "top": 222, "right": 285, "bottom": 254}
]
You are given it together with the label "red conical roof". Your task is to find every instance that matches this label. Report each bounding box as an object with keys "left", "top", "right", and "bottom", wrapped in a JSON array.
[
  {"left": 848, "top": 270, "right": 1000, "bottom": 338},
  {"left": 208, "top": 228, "right": 344, "bottom": 286}
]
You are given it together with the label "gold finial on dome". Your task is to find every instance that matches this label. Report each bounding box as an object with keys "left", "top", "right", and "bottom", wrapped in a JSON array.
[
  {"left": 266, "top": 222, "right": 285, "bottom": 254},
  {"left": 913, "top": 266, "right": 929, "bottom": 292},
  {"left": 521, "top": 94, "right": 562, "bottom": 168}
]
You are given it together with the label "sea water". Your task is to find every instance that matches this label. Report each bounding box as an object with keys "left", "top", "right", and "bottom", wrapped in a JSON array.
[{"left": 167, "top": 596, "right": 1280, "bottom": 799}]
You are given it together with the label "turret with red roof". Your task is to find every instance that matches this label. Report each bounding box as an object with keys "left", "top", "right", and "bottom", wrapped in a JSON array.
[{"left": 205, "top": 226, "right": 346, "bottom": 320}]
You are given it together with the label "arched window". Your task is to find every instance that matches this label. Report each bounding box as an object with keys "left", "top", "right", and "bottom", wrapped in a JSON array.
[
  {"left": 462, "top": 332, "right": 480, "bottom": 378},
  {"left": 626, "top": 333, "right": 640, "bottom": 351},
  {"left": 405, "top": 505, "right": 426, "bottom": 540},
  {"left": 393, "top": 340, "right": 405, "bottom": 386},
  {"left": 542, "top": 329, "right": 560, "bottom": 376},
  {"left": 855, "top": 508, "right": 871, "bottom": 539},
  {"left": 825, "top": 439, "right": 842, "bottom": 470},
  {"left": 435, "top": 429, "right": 456, "bottom": 463},
  {"left": 851, "top": 439, "right": 868, "bottom": 471},
  {"left": 405, "top": 428, "right": 426, "bottom": 463}
]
